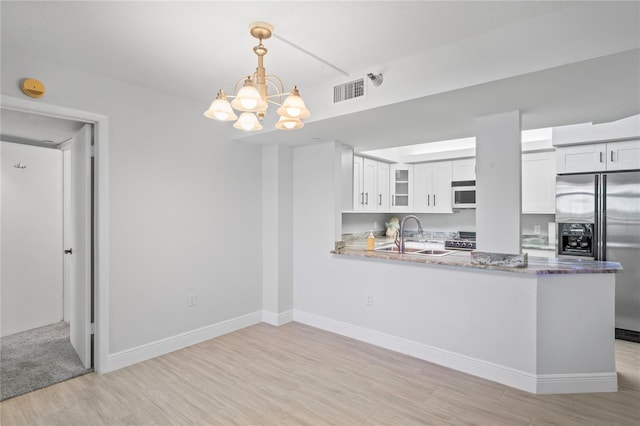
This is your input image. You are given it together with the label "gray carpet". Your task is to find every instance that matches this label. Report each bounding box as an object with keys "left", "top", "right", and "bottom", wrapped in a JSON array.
[{"left": 1, "top": 321, "right": 92, "bottom": 401}]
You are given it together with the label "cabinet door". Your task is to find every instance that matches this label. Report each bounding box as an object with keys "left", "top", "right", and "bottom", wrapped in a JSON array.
[
  {"left": 413, "top": 163, "right": 432, "bottom": 212},
  {"left": 556, "top": 143, "right": 606, "bottom": 173},
  {"left": 376, "top": 161, "right": 390, "bottom": 211},
  {"left": 522, "top": 151, "right": 556, "bottom": 214},
  {"left": 390, "top": 164, "right": 413, "bottom": 211},
  {"left": 413, "top": 161, "right": 452, "bottom": 213},
  {"left": 362, "top": 158, "right": 377, "bottom": 211},
  {"left": 432, "top": 161, "right": 452, "bottom": 213},
  {"left": 607, "top": 140, "right": 640, "bottom": 171},
  {"left": 352, "top": 156, "right": 364, "bottom": 211},
  {"left": 452, "top": 158, "right": 475, "bottom": 181}
]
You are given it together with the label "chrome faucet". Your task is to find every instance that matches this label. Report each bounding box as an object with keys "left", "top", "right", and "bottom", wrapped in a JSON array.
[{"left": 395, "top": 215, "right": 423, "bottom": 253}]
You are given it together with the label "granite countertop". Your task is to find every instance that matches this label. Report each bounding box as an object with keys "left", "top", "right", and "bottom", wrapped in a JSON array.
[
  {"left": 332, "top": 245, "right": 622, "bottom": 275},
  {"left": 522, "top": 235, "right": 556, "bottom": 251}
]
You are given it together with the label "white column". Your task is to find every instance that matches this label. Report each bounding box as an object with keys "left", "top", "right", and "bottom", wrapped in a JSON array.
[
  {"left": 475, "top": 111, "right": 522, "bottom": 254},
  {"left": 261, "top": 144, "right": 293, "bottom": 325}
]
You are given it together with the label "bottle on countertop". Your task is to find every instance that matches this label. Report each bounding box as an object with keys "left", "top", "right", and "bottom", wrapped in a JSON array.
[{"left": 367, "top": 230, "right": 376, "bottom": 251}]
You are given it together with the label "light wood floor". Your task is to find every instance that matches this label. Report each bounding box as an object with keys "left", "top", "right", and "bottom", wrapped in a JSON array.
[{"left": 1, "top": 322, "right": 638, "bottom": 425}]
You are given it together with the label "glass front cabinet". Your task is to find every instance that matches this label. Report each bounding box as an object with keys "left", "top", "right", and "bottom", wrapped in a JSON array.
[{"left": 389, "top": 164, "right": 413, "bottom": 212}]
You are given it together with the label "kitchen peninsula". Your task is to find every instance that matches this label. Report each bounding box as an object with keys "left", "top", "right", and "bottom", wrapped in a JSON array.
[{"left": 331, "top": 242, "right": 622, "bottom": 395}]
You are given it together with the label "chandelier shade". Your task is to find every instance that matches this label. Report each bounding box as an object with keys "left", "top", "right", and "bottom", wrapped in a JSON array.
[
  {"left": 277, "top": 86, "right": 310, "bottom": 119},
  {"left": 275, "top": 115, "right": 304, "bottom": 130},
  {"left": 230, "top": 78, "right": 268, "bottom": 112},
  {"left": 233, "top": 112, "right": 263, "bottom": 131},
  {"left": 203, "top": 21, "right": 310, "bottom": 131},
  {"left": 203, "top": 90, "right": 238, "bottom": 121}
]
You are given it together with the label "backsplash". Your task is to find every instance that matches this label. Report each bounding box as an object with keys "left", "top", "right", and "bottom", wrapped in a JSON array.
[{"left": 342, "top": 211, "right": 554, "bottom": 237}]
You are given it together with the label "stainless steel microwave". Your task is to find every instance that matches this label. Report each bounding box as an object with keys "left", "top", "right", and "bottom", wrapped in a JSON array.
[{"left": 451, "top": 180, "right": 476, "bottom": 208}]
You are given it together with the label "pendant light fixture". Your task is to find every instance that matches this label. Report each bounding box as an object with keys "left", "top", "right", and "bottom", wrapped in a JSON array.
[{"left": 204, "top": 22, "right": 310, "bottom": 131}]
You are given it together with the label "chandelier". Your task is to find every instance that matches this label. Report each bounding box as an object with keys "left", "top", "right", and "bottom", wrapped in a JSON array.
[{"left": 204, "top": 21, "right": 310, "bottom": 131}]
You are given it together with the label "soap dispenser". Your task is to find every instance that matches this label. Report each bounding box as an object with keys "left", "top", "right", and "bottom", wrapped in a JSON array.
[{"left": 367, "top": 230, "right": 376, "bottom": 251}]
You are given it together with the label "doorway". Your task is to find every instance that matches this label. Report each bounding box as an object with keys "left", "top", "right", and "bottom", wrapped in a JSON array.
[
  {"left": 0, "top": 121, "right": 93, "bottom": 399},
  {"left": 0, "top": 96, "right": 109, "bottom": 393}
]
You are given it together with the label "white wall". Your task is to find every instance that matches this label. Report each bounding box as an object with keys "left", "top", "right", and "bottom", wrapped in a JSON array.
[
  {"left": 475, "top": 111, "right": 522, "bottom": 253},
  {"left": 1, "top": 48, "right": 263, "bottom": 356},
  {"left": 1, "top": 142, "right": 63, "bottom": 337},
  {"left": 292, "top": 141, "right": 537, "bottom": 370},
  {"left": 292, "top": 141, "right": 615, "bottom": 393},
  {"left": 262, "top": 144, "right": 293, "bottom": 324}
]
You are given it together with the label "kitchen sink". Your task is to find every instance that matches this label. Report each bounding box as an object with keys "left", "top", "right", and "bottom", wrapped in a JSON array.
[
  {"left": 375, "top": 245, "right": 453, "bottom": 256},
  {"left": 375, "top": 246, "right": 423, "bottom": 254},
  {"left": 417, "top": 249, "right": 453, "bottom": 256}
]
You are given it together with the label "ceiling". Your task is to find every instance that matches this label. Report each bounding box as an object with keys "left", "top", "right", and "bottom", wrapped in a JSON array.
[{"left": 1, "top": 1, "right": 639, "bottom": 150}]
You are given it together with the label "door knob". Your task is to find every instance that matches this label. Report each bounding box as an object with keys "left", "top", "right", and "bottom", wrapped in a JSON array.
[{"left": 64, "top": 248, "right": 73, "bottom": 254}]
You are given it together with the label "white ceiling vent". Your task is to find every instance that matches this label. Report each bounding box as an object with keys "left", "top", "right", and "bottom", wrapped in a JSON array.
[{"left": 333, "top": 78, "right": 365, "bottom": 103}]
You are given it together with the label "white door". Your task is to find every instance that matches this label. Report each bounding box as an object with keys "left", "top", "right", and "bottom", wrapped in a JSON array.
[
  {"left": 69, "top": 124, "right": 92, "bottom": 368},
  {"left": 352, "top": 155, "right": 364, "bottom": 211},
  {"left": 376, "top": 161, "right": 390, "bottom": 211},
  {"left": 413, "top": 163, "right": 432, "bottom": 212},
  {"left": 362, "top": 158, "right": 377, "bottom": 211},
  {"left": 432, "top": 161, "right": 452, "bottom": 213}
]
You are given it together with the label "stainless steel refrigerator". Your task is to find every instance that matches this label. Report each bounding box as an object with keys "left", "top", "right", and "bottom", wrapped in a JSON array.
[{"left": 556, "top": 171, "right": 640, "bottom": 340}]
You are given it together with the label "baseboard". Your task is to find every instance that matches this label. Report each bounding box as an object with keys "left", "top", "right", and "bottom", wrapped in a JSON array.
[
  {"left": 536, "top": 372, "right": 618, "bottom": 394},
  {"left": 262, "top": 310, "right": 294, "bottom": 326},
  {"left": 105, "top": 311, "right": 262, "bottom": 372},
  {"left": 293, "top": 309, "right": 617, "bottom": 394}
]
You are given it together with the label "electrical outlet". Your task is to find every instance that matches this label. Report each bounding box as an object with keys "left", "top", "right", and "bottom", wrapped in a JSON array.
[
  {"left": 187, "top": 292, "right": 198, "bottom": 307},
  {"left": 534, "top": 225, "right": 541, "bottom": 235},
  {"left": 366, "top": 295, "right": 373, "bottom": 306}
]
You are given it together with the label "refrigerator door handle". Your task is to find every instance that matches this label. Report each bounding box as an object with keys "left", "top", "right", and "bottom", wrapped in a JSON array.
[
  {"left": 600, "top": 174, "right": 607, "bottom": 261},
  {"left": 595, "top": 175, "right": 600, "bottom": 260}
]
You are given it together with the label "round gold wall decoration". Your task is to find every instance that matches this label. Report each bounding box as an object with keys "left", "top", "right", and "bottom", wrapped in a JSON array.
[{"left": 21, "top": 78, "right": 46, "bottom": 98}]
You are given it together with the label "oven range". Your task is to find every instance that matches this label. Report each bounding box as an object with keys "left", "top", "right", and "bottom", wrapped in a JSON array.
[
  {"left": 445, "top": 231, "right": 477, "bottom": 251},
  {"left": 444, "top": 239, "right": 476, "bottom": 251}
]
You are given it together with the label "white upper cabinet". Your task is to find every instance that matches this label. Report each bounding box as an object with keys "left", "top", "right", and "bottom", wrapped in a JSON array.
[
  {"left": 556, "top": 140, "right": 640, "bottom": 174},
  {"left": 390, "top": 164, "right": 413, "bottom": 212},
  {"left": 556, "top": 143, "right": 607, "bottom": 173},
  {"left": 352, "top": 155, "right": 364, "bottom": 211},
  {"left": 522, "top": 151, "right": 556, "bottom": 214},
  {"left": 607, "top": 140, "right": 640, "bottom": 171},
  {"left": 352, "top": 156, "right": 390, "bottom": 211},
  {"left": 376, "top": 161, "right": 390, "bottom": 211},
  {"left": 413, "top": 161, "right": 452, "bottom": 213},
  {"left": 452, "top": 158, "right": 476, "bottom": 181}
]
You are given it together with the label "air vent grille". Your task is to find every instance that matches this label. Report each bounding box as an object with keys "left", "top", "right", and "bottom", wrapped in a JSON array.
[{"left": 333, "top": 78, "right": 365, "bottom": 103}]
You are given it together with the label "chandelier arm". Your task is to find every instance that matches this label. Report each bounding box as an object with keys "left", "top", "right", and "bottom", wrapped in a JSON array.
[{"left": 263, "top": 75, "right": 286, "bottom": 105}]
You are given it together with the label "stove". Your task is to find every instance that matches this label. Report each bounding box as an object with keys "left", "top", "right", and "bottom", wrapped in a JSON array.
[{"left": 444, "top": 231, "right": 476, "bottom": 251}]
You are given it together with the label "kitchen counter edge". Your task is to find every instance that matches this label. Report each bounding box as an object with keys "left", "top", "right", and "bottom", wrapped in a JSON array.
[{"left": 331, "top": 247, "right": 622, "bottom": 275}]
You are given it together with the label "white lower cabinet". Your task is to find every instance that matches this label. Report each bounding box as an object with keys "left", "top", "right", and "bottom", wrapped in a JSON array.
[
  {"left": 413, "top": 161, "right": 452, "bottom": 213},
  {"left": 522, "top": 151, "right": 556, "bottom": 214}
]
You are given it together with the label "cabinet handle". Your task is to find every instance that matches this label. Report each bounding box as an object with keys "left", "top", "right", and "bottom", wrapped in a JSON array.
[
  {"left": 599, "top": 152, "right": 604, "bottom": 163},
  {"left": 392, "top": 195, "right": 395, "bottom": 206},
  {"left": 434, "top": 194, "right": 436, "bottom": 206},
  {"left": 378, "top": 194, "right": 382, "bottom": 205},
  {"left": 360, "top": 192, "right": 364, "bottom": 205},
  {"left": 365, "top": 192, "right": 369, "bottom": 205},
  {"left": 427, "top": 194, "right": 430, "bottom": 206},
  {"left": 611, "top": 150, "right": 614, "bottom": 162}
]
